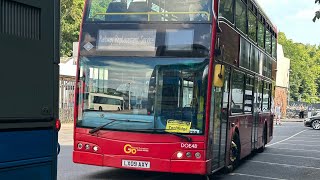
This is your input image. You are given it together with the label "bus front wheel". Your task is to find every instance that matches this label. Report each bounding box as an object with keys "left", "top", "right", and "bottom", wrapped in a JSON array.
[
  {"left": 226, "top": 132, "right": 240, "bottom": 172},
  {"left": 257, "top": 125, "right": 267, "bottom": 153}
]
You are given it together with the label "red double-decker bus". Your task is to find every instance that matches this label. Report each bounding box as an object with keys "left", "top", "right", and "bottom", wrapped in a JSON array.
[{"left": 73, "top": 0, "right": 277, "bottom": 177}]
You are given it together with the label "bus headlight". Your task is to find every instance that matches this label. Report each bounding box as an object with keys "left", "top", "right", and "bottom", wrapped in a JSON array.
[
  {"left": 177, "top": 152, "right": 183, "bottom": 159},
  {"left": 93, "top": 146, "right": 99, "bottom": 152}
]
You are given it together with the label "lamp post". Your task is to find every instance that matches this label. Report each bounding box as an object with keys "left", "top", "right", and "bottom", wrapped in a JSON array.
[
  {"left": 128, "top": 83, "right": 131, "bottom": 110},
  {"left": 287, "top": 69, "right": 291, "bottom": 105}
]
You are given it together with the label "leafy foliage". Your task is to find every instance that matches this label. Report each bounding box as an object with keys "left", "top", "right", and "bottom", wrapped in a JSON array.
[
  {"left": 60, "top": 0, "right": 84, "bottom": 57},
  {"left": 314, "top": 0, "right": 320, "bottom": 22},
  {"left": 88, "top": 0, "right": 112, "bottom": 21},
  {"left": 279, "top": 32, "right": 320, "bottom": 103}
]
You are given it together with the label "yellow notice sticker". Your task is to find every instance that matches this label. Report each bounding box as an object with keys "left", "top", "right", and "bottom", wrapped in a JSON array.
[{"left": 165, "top": 120, "right": 192, "bottom": 133}]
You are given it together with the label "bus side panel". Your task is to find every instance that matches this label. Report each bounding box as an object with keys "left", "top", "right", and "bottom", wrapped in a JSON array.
[
  {"left": 0, "top": 163, "right": 52, "bottom": 180},
  {"left": 0, "top": 129, "right": 54, "bottom": 164},
  {"left": 0, "top": 0, "right": 55, "bottom": 119}
]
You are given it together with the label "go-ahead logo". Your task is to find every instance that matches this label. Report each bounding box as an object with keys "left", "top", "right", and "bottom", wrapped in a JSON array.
[{"left": 124, "top": 144, "right": 149, "bottom": 154}]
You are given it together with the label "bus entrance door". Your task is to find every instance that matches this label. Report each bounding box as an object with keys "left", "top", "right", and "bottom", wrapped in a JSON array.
[
  {"left": 210, "top": 67, "right": 229, "bottom": 171},
  {"left": 252, "top": 78, "right": 261, "bottom": 150}
]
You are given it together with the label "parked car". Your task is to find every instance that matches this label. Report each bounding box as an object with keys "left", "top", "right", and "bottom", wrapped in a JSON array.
[{"left": 304, "top": 112, "right": 320, "bottom": 130}]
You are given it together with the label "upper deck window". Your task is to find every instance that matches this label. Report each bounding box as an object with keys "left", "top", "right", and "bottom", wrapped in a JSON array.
[
  {"left": 86, "top": 0, "right": 211, "bottom": 22},
  {"left": 235, "top": 0, "right": 247, "bottom": 33},
  {"left": 257, "top": 18, "right": 265, "bottom": 48},
  {"left": 219, "top": 0, "right": 234, "bottom": 23}
]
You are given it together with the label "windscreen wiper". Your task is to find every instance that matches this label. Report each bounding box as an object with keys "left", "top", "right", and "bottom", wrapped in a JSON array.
[
  {"left": 135, "top": 129, "right": 192, "bottom": 142},
  {"left": 89, "top": 120, "right": 117, "bottom": 134},
  {"left": 161, "top": 130, "right": 192, "bottom": 142},
  {"left": 89, "top": 118, "right": 152, "bottom": 134}
]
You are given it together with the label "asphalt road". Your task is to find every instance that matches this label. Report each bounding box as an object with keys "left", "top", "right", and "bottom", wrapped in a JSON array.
[{"left": 58, "top": 122, "right": 320, "bottom": 180}]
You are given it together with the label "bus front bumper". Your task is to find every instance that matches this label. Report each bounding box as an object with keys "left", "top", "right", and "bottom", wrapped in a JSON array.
[{"left": 73, "top": 151, "right": 208, "bottom": 175}]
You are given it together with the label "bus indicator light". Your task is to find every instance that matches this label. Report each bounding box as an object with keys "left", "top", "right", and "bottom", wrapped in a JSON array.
[
  {"left": 186, "top": 152, "right": 192, "bottom": 158},
  {"left": 85, "top": 144, "right": 90, "bottom": 150},
  {"left": 55, "top": 119, "right": 61, "bottom": 131},
  {"left": 195, "top": 152, "right": 201, "bottom": 159},
  {"left": 77, "top": 143, "right": 83, "bottom": 150}
]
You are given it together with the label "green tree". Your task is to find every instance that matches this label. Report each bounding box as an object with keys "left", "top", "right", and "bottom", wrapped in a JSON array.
[
  {"left": 60, "top": 0, "right": 84, "bottom": 57},
  {"left": 88, "top": 0, "right": 112, "bottom": 20},
  {"left": 314, "top": 0, "right": 320, "bottom": 22},
  {"left": 278, "top": 32, "right": 320, "bottom": 103}
]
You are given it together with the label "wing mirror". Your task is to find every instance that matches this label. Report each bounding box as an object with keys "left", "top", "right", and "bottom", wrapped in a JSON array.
[{"left": 213, "top": 64, "right": 225, "bottom": 88}]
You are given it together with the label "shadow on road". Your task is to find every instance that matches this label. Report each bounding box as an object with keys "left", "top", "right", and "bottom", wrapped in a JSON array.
[{"left": 84, "top": 169, "right": 165, "bottom": 180}]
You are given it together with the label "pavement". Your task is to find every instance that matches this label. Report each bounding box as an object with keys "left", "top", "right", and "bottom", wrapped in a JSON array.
[
  {"left": 59, "top": 123, "right": 73, "bottom": 145},
  {"left": 280, "top": 118, "right": 304, "bottom": 122}
]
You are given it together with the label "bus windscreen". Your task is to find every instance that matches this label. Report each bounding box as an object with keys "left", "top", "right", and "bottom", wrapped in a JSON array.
[
  {"left": 77, "top": 57, "right": 208, "bottom": 135},
  {"left": 86, "top": 0, "right": 211, "bottom": 22}
]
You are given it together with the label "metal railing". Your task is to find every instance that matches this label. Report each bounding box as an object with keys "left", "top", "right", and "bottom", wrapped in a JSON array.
[
  {"left": 59, "top": 76, "right": 75, "bottom": 123},
  {"left": 93, "top": 11, "right": 210, "bottom": 21}
]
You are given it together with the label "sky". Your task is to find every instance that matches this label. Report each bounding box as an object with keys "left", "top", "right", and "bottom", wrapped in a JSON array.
[{"left": 256, "top": 0, "right": 320, "bottom": 45}]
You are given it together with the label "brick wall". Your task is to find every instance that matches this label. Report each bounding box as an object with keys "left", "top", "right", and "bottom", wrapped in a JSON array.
[{"left": 275, "top": 86, "right": 288, "bottom": 117}]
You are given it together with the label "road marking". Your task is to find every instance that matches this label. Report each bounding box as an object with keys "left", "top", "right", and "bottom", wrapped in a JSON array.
[
  {"left": 262, "top": 152, "right": 320, "bottom": 160},
  {"left": 286, "top": 140, "right": 320, "bottom": 143},
  {"left": 291, "top": 137, "right": 320, "bottom": 140},
  {"left": 294, "top": 134, "right": 320, "bottom": 137},
  {"left": 276, "top": 143, "right": 320, "bottom": 147},
  {"left": 249, "top": 160, "right": 320, "bottom": 170},
  {"left": 266, "top": 130, "right": 307, "bottom": 147},
  {"left": 268, "top": 147, "right": 320, "bottom": 153},
  {"left": 230, "top": 173, "right": 287, "bottom": 180}
]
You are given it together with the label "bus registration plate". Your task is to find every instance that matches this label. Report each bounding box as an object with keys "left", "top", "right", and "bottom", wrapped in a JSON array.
[{"left": 122, "top": 160, "right": 150, "bottom": 169}]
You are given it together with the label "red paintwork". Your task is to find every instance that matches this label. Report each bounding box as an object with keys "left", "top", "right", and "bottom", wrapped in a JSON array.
[
  {"left": 75, "top": 128, "right": 205, "bottom": 143},
  {"left": 74, "top": 150, "right": 208, "bottom": 174},
  {"left": 73, "top": 130, "right": 207, "bottom": 174},
  {"left": 229, "top": 114, "right": 253, "bottom": 159},
  {"left": 74, "top": 132, "right": 205, "bottom": 159},
  {"left": 73, "top": 151, "right": 103, "bottom": 166}
]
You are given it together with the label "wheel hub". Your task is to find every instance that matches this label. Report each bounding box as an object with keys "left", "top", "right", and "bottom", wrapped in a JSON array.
[{"left": 230, "top": 141, "right": 238, "bottom": 162}]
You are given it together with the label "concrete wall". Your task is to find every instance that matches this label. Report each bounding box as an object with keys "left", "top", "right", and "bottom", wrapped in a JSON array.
[{"left": 276, "top": 44, "right": 290, "bottom": 88}]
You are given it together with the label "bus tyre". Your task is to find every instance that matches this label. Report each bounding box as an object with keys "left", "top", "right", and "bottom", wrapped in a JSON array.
[
  {"left": 226, "top": 132, "right": 240, "bottom": 173},
  {"left": 99, "top": 106, "right": 102, "bottom": 111},
  {"left": 203, "top": 174, "right": 213, "bottom": 180},
  {"left": 257, "top": 126, "right": 267, "bottom": 153}
]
